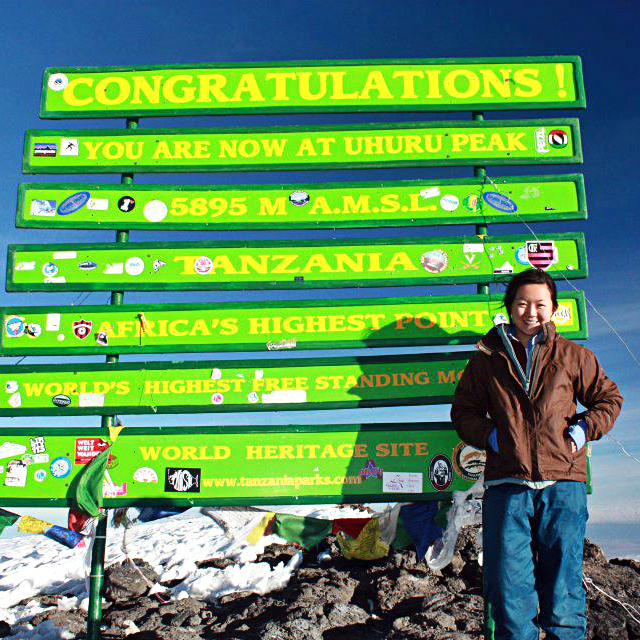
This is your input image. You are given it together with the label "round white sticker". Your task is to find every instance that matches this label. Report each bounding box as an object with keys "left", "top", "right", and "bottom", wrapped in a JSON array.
[
  {"left": 143, "top": 200, "right": 168, "bottom": 222},
  {"left": 440, "top": 194, "right": 459, "bottom": 211},
  {"left": 48, "top": 73, "right": 69, "bottom": 91},
  {"left": 125, "top": 257, "right": 145, "bottom": 276}
]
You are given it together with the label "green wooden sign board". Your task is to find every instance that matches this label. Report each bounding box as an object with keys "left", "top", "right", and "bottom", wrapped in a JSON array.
[
  {"left": 0, "top": 353, "right": 471, "bottom": 416},
  {"left": 23, "top": 120, "right": 582, "bottom": 174},
  {"left": 40, "top": 57, "right": 585, "bottom": 118},
  {"left": 7, "top": 233, "right": 587, "bottom": 292},
  {"left": 0, "top": 292, "right": 586, "bottom": 355},
  {"left": 0, "top": 424, "right": 479, "bottom": 506},
  {"left": 17, "top": 174, "right": 586, "bottom": 230}
]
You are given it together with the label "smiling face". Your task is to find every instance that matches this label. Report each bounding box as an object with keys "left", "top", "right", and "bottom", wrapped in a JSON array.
[{"left": 509, "top": 283, "right": 555, "bottom": 344}]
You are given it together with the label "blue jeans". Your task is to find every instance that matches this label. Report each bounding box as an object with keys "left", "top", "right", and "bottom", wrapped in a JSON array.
[{"left": 483, "top": 482, "right": 588, "bottom": 640}]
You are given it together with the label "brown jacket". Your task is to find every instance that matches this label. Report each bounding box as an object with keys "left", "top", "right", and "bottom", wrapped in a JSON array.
[{"left": 451, "top": 322, "right": 623, "bottom": 482}]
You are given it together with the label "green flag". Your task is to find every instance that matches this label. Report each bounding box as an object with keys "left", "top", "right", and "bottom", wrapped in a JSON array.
[
  {"left": 271, "top": 514, "right": 332, "bottom": 549},
  {"left": 70, "top": 447, "right": 110, "bottom": 517},
  {"left": 0, "top": 508, "right": 19, "bottom": 535}
]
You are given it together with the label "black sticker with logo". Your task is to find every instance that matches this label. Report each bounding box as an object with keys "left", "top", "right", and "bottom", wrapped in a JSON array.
[
  {"left": 428, "top": 454, "right": 453, "bottom": 491},
  {"left": 164, "top": 467, "right": 201, "bottom": 493},
  {"left": 118, "top": 196, "right": 136, "bottom": 212}
]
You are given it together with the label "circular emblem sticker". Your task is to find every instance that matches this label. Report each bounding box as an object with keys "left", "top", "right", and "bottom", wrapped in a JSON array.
[
  {"left": 26, "top": 323, "right": 41, "bottom": 338},
  {"left": 125, "top": 257, "right": 145, "bottom": 276},
  {"left": 548, "top": 129, "right": 568, "bottom": 149},
  {"left": 289, "top": 191, "right": 310, "bottom": 206},
  {"left": 429, "top": 454, "right": 453, "bottom": 491},
  {"left": 118, "top": 196, "right": 136, "bottom": 212},
  {"left": 420, "top": 250, "right": 448, "bottom": 274},
  {"left": 48, "top": 73, "right": 69, "bottom": 91},
  {"left": 440, "top": 194, "right": 459, "bottom": 211},
  {"left": 194, "top": 256, "right": 213, "bottom": 275},
  {"left": 463, "top": 194, "right": 481, "bottom": 213},
  {"left": 211, "top": 393, "right": 224, "bottom": 405},
  {"left": 248, "top": 392, "right": 259, "bottom": 404},
  {"left": 42, "top": 262, "right": 58, "bottom": 277},
  {"left": 34, "top": 469, "right": 47, "bottom": 483},
  {"left": 515, "top": 245, "right": 529, "bottom": 265},
  {"left": 6, "top": 317, "right": 25, "bottom": 338},
  {"left": 50, "top": 456, "right": 72, "bottom": 479},
  {"left": 452, "top": 443, "right": 486, "bottom": 482},
  {"left": 143, "top": 200, "right": 168, "bottom": 222}
]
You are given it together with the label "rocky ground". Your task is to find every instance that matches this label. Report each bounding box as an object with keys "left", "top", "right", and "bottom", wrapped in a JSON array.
[{"left": 4, "top": 527, "right": 640, "bottom": 639}]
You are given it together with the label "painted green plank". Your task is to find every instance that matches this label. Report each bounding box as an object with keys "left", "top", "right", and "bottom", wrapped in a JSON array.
[
  {"left": 23, "top": 120, "right": 582, "bottom": 174},
  {"left": 0, "top": 423, "right": 480, "bottom": 506},
  {"left": 40, "top": 56, "right": 585, "bottom": 118},
  {"left": 0, "top": 291, "right": 587, "bottom": 355},
  {"left": 6, "top": 233, "right": 587, "bottom": 292},
  {"left": 0, "top": 353, "right": 470, "bottom": 416},
  {"left": 17, "top": 174, "right": 587, "bottom": 230}
]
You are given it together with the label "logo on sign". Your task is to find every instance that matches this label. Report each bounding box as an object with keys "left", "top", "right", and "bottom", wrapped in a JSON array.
[
  {"left": 6, "top": 317, "right": 25, "bottom": 338},
  {"left": 52, "top": 394, "right": 71, "bottom": 407},
  {"left": 526, "top": 241, "right": 558, "bottom": 271},
  {"left": 75, "top": 438, "right": 110, "bottom": 465},
  {"left": 428, "top": 454, "right": 453, "bottom": 491},
  {"left": 118, "top": 196, "right": 136, "bottom": 212},
  {"left": 194, "top": 256, "right": 213, "bottom": 275},
  {"left": 483, "top": 192, "right": 517, "bottom": 213},
  {"left": 58, "top": 192, "right": 90, "bottom": 216},
  {"left": 50, "top": 456, "right": 72, "bottom": 479},
  {"left": 452, "top": 442, "right": 486, "bottom": 482},
  {"left": 165, "top": 467, "right": 201, "bottom": 493},
  {"left": 73, "top": 319, "right": 93, "bottom": 340},
  {"left": 548, "top": 129, "right": 568, "bottom": 149},
  {"left": 34, "top": 143, "right": 57, "bottom": 157},
  {"left": 42, "top": 262, "right": 58, "bottom": 277}
]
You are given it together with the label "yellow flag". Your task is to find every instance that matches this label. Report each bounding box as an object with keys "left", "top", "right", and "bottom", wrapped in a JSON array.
[
  {"left": 245, "top": 512, "right": 275, "bottom": 545},
  {"left": 337, "top": 518, "right": 389, "bottom": 560},
  {"left": 18, "top": 515, "right": 52, "bottom": 534}
]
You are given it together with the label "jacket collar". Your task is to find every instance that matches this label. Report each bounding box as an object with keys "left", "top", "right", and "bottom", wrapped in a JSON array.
[{"left": 476, "top": 321, "right": 557, "bottom": 355}]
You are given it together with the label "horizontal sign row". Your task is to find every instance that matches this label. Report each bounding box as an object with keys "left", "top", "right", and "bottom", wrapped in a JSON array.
[
  {"left": 17, "top": 174, "right": 586, "bottom": 230},
  {"left": 0, "top": 424, "right": 479, "bottom": 505},
  {"left": 0, "top": 353, "right": 470, "bottom": 416},
  {"left": 23, "top": 120, "right": 582, "bottom": 174},
  {"left": 7, "top": 233, "right": 587, "bottom": 291},
  {"left": 40, "top": 57, "right": 584, "bottom": 118},
  {"left": 1, "top": 292, "right": 586, "bottom": 355}
]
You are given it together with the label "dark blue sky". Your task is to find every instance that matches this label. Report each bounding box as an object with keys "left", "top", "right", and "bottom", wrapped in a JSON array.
[{"left": 1, "top": 0, "right": 639, "bottom": 554}]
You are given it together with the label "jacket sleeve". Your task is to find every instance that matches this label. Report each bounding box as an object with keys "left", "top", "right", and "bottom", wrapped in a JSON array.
[
  {"left": 450, "top": 352, "right": 494, "bottom": 450},
  {"left": 576, "top": 347, "right": 623, "bottom": 441}
]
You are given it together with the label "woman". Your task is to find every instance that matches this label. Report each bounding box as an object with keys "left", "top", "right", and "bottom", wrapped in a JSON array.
[{"left": 451, "top": 268, "right": 622, "bottom": 640}]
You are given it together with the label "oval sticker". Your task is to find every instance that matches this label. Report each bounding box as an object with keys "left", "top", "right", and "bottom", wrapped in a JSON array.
[
  {"left": 482, "top": 191, "right": 517, "bottom": 213},
  {"left": 52, "top": 394, "right": 71, "bottom": 407},
  {"left": 58, "top": 192, "right": 90, "bottom": 216}
]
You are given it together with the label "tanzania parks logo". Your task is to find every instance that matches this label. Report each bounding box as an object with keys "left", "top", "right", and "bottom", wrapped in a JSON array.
[
  {"left": 452, "top": 442, "right": 486, "bottom": 482},
  {"left": 165, "top": 467, "right": 201, "bottom": 493},
  {"left": 73, "top": 319, "right": 93, "bottom": 340},
  {"left": 428, "top": 454, "right": 453, "bottom": 491}
]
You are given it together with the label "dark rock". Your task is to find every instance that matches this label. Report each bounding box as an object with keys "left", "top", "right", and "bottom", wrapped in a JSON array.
[
  {"left": 16, "top": 524, "right": 640, "bottom": 640},
  {"left": 104, "top": 559, "right": 159, "bottom": 601},
  {"left": 0, "top": 621, "right": 11, "bottom": 638}
]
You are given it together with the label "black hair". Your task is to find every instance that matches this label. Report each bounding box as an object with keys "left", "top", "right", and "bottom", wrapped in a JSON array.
[{"left": 503, "top": 269, "right": 558, "bottom": 322}]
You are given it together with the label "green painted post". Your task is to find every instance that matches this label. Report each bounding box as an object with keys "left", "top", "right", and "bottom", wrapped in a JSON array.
[
  {"left": 86, "top": 118, "right": 137, "bottom": 640},
  {"left": 473, "top": 111, "right": 494, "bottom": 640}
]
